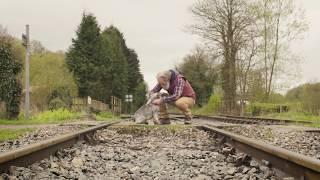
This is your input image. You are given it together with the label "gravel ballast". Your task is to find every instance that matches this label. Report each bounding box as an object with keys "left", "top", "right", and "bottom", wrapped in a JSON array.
[
  {"left": 1, "top": 125, "right": 280, "bottom": 180},
  {"left": 0, "top": 125, "right": 86, "bottom": 153},
  {"left": 225, "top": 125, "right": 320, "bottom": 159}
]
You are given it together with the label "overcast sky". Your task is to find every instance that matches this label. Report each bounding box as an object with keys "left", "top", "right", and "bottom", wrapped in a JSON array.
[{"left": 1, "top": 0, "right": 319, "bottom": 89}]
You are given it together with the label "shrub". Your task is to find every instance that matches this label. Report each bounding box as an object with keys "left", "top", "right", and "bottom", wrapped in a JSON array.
[
  {"left": 48, "top": 98, "right": 68, "bottom": 110},
  {"left": 194, "top": 93, "right": 222, "bottom": 115},
  {"left": 48, "top": 86, "right": 73, "bottom": 110},
  {"left": 0, "top": 37, "right": 22, "bottom": 119},
  {"left": 207, "top": 94, "right": 222, "bottom": 113}
]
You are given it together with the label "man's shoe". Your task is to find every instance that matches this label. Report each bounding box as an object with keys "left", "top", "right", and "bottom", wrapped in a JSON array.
[{"left": 159, "top": 118, "right": 171, "bottom": 125}]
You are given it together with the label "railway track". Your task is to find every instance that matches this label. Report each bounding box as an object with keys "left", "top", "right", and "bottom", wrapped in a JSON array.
[
  {"left": 197, "top": 125, "right": 320, "bottom": 180},
  {"left": 219, "top": 114, "right": 313, "bottom": 125},
  {"left": 0, "top": 117, "right": 319, "bottom": 179},
  {"left": 170, "top": 113, "right": 313, "bottom": 125},
  {"left": 0, "top": 120, "right": 121, "bottom": 173}
]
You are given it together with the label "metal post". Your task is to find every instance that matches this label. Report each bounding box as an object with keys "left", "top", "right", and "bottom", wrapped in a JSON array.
[{"left": 25, "top": 25, "right": 30, "bottom": 119}]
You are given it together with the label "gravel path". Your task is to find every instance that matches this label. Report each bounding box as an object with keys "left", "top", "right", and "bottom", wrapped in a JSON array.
[
  {"left": 2, "top": 125, "right": 279, "bottom": 180},
  {"left": 0, "top": 124, "right": 87, "bottom": 153},
  {"left": 225, "top": 125, "right": 320, "bottom": 159}
]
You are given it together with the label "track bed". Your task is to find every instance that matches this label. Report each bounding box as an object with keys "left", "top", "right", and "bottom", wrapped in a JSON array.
[{"left": 2, "top": 125, "right": 279, "bottom": 180}]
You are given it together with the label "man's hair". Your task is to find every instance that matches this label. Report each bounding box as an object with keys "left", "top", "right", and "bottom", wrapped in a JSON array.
[{"left": 156, "top": 70, "right": 171, "bottom": 81}]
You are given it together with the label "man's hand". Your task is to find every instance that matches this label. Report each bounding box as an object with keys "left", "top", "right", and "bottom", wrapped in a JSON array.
[{"left": 152, "top": 98, "right": 162, "bottom": 105}]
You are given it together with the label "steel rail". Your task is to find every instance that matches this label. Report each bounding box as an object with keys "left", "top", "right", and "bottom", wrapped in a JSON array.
[
  {"left": 219, "top": 114, "right": 313, "bottom": 124},
  {"left": 170, "top": 113, "right": 264, "bottom": 124},
  {"left": 197, "top": 125, "right": 320, "bottom": 180},
  {"left": 0, "top": 120, "right": 121, "bottom": 173},
  {"left": 170, "top": 113, "right": 312, "bottom": 125}
]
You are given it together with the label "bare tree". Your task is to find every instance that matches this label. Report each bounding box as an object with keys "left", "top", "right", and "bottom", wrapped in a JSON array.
[
  {"left": 236, "top": 34, "right": 260, "bottom": 115},
  {"left": 191, "top": 0, "right": 255, "bottom": 114},
  {"left": 257, "top": 0, "right": 308, "bottom": 101}
]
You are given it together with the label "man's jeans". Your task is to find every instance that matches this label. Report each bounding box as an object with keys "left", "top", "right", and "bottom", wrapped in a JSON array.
[{"left": 160, "top": 97, "right": 195, "bottom": 120}]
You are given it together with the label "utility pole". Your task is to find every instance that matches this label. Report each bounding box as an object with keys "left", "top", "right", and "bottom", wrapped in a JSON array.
[{"left": 22, "top": 25, "right": 30, "bottom": 119}]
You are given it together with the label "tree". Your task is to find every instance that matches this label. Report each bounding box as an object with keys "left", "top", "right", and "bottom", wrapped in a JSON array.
[
  {"left": 133, "top": 81, "right": 148, "bottom": 111},
  {"left": 26, "top": 52, "right": 78, "bottom": 111},
  {"left": 177, "top": 47, "right": 216, "bottom": 106},
  {"left": 191, "top": 0, "right": 255, "bottom": 113},
  {"left": 286, "top": 83, "right": 320, "bottom": 115},
  {"left": 0, "top": 35, "right": 22, "bottom": 119},
  {"left": 30, "top": 40, "right": 46, "bottom": 54},
  {"left": 124, "top": 48, "right": 146, "bottom": 111},
  {"left": 255, "top": 0, "right": 308, "bottom": 100},
  {"left": 236, "top": 31, "right": 260, "bottom": 115},
  {"left": 126, "top": 48, "right": 143, "bottom": 94},
  {"left": 66, "top": 12, "right": 102, "bottom": 98},
  {"left": 66, "top": 12, "right": 146, "bottom": 108},
  {"left": 100, "top": 26, "right": 128, "bottom": 99}
]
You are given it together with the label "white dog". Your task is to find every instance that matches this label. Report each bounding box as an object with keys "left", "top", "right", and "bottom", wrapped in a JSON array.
[{"left": 133, "top": 92, "right": 167, "bottom": 124}]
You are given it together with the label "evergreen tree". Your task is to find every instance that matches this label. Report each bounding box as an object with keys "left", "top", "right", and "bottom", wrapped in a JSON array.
[
  {"left": 133, "top": 81, "right": 147, "bottom": 111},
  {"left": 66, "top": 12, "right": 102, "bottom": 97},
  {"left": 125, "top": 48, "right": 143, "bottom": 94},
  {"left": 66, "top": 13, "right": 146, "bottom": 107},
  {"left": 101, "top": 26, "right": 128, "bottom": 99},
  {"left": 0, "top": 37, "right": 22, "bottom": 119}
]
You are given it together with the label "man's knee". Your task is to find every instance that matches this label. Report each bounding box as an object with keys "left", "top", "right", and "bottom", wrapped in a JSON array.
[{"left": 175, "top": 97, "right": 193, "bottom": 110}]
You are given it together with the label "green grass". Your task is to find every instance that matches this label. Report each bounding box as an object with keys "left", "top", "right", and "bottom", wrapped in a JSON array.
[
  {"left": 95, "top": 111, "right": 118, "bottom": 121},
  {"left": 260, "top": 111, "right": 320, "bottom": 128},
  {"left": 0, "top": 109, "right": 82, "bottom": 125},
  {"left": 0, "top": 128, "right": 34, "bottom": 142}
]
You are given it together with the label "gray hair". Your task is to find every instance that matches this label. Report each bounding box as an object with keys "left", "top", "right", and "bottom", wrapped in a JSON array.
[{"left": 156, "top": 70, "right": 172, "bottom": 81}]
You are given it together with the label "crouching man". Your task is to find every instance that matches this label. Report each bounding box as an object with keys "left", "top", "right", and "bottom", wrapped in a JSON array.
[{"left": 150, "top": 70, "right": 196, "bottom": 124}]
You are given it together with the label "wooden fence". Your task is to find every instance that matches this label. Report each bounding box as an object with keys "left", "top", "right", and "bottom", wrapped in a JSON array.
[
  {"left": 71, "top": 96, "right": 122, "bottom": 115},
  {"left": 71, "top": 97, "right": 110, "bottom": 112},
  {"left": 71, "top": 98, "right": 88, "bottom": 112}
]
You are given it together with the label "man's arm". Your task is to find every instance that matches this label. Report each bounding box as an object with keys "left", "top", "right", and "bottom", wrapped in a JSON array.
[
  {"left": 151, "top": 83, "right": 162, "bottom": 93},
  {"left": 162, "top": 78, "right": 185, "bottom": 103}
]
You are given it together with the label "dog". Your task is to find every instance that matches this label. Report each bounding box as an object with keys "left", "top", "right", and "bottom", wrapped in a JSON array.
[{"left": 133, "top": 92, "right": 167, "bottom": 124}]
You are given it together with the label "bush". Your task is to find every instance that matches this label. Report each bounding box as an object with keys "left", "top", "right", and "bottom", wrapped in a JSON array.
[
  {"left": 0, "top": 37, "right": 22, "bottom": 119},
  {"left": 193, "top": 93, "right": 222, "bottom": 115},
  {"left": 26, "top": 52, "right": 78, "bottom": 111},
  {"left": 48, "top": 98, "right": 68, "bottom": 110},
  {"left": 207, "top": 94, "right": 222, "bottom": 113},
  {"left": 48, "top": 86, "right": 73, "bottom": 110}
]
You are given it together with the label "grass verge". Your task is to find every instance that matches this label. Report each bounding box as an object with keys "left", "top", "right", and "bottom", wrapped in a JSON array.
[
  {"left": 260, "top": 112, "right": 320, "bottom": 128},
  {"left": 0, "top": 109, "right": 82, "bottom": 125},
  {"left": 0, "top": 128, "right": 34, "bottom": 142},
  {"left": 95, "top": 111, "right": 118, "bottom": 121}
]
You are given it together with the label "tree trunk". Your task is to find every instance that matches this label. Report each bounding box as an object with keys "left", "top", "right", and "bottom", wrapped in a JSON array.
[
  {"left": 263, "top": 0, "right": 269, "bottom": 101},
  {"left": 267, "top": 1, "right": 281, "bottom": 97}
]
